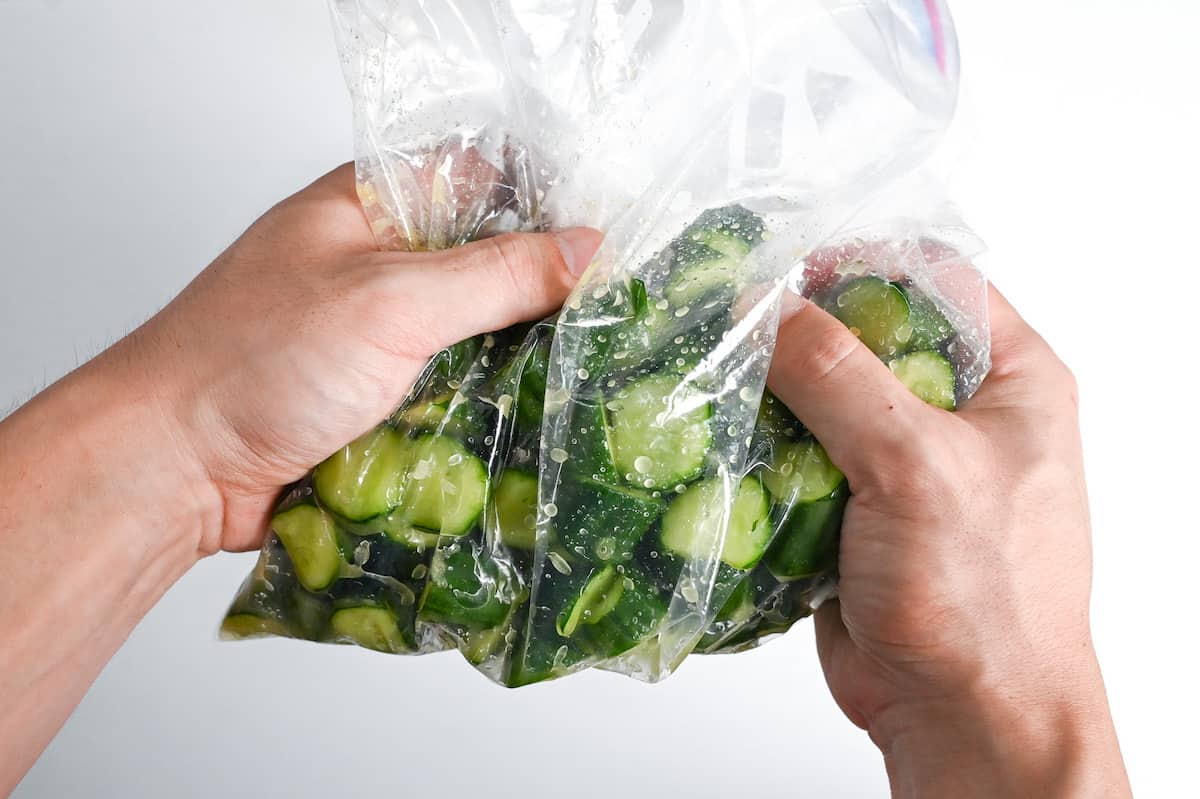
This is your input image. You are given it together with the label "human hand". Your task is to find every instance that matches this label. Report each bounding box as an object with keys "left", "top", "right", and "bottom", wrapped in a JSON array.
[
  {"left": 767, "top": 284, "right": 1131, "bottom": 796},
  {"left": 127, "top": 164, "right": 599, "bottom": 555}
]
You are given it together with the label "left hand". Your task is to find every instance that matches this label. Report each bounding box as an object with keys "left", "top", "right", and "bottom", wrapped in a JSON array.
[{"left": 119, "top": 163, "right": 600, "bottom": 554}]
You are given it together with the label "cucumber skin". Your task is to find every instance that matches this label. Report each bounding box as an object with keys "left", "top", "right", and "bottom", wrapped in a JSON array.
[
  {"left": 418, "top": 541, "right": 519, "bottom": 630},
  {"left": 554, "top": 478, "right": 665, "bottom": 564},
  {"left": 764, "top": 485, "right": 848, "bottom": 581},
  {"left": 579, "top": 572, "right": 669, "bottom": 659}
]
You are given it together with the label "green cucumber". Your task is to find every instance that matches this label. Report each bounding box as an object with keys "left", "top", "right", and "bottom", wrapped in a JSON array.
[
  {"left": 554, "top": 478, "right": 665, "bottom": 563},
  {"left": 418, "top": 541, "right": 516, "bottom": 629},
  {"left": 313, "top": 426, "right": 410, "bottom": 522},
  {"left": 580, "top": 569, "right": 668, "bottom": 658},
  {"left": 270, "top": 504, "right": 342, "bottom": 591},
  {"left": 759, "top": 438, "right": 844, "bottom": 505},
  {"left": 765, "top": 487, "right": 847, "bottom": 580},
  {"left": 663, "top": 241, "right": 742, "bottom": 306},
  {"left": 395, "top": 434, "right": 488, "bottom": 535},
  {"left": 607, "top": 373, "right": 712, "bottom": 490},
  {"left": 902, "top": 286, "right": 955, "bottom": 350},
  {"left": 330, "top": 606, "right": 412, "bottom": 653},
  {"left": 488, "top": 469, "right": 540, "bottom": 551},
  {"left": 889, "top": 350, "right": 956, "bottom": 410},
  {"left": 660, "top": 476, "right": 772, "bottom": 570},
  {"left": 555, "top": 565, "right": 625, "bottom": 637},
  {"left": 220, "top": 613, "right": 291, "bottom": 639},
  {"left": 829, "top": 276, "right": 913, "bottom": 357}
]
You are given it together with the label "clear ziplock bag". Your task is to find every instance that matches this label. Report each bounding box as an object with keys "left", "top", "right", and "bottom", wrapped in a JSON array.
[{"left": 221, "top": 0, "right": 990, "bottom": 687}]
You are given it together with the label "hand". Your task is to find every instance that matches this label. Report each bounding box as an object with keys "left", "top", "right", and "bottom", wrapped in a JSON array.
[
  {"left": 0, "top": 164, "right": 598, "bottom": 793},
  {"left": 767, "top": 286, "right": 1131, "bottom": 796},
  {"left": 133, "top": 164, "right": 599, "bottom": 554}
]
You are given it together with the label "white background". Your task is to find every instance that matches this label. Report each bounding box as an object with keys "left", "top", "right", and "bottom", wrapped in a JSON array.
[{"left": 2, "top": 1, "right": 1197, "bottom": 796}]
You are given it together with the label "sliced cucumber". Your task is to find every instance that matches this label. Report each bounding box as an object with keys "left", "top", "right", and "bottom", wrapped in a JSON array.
[
  {"left": 488, "top": 469, "right": 540, "bottom": 551},
  {"left": 220, "top": 612, "right": 291, "bottom": 640},
  {"left": 829, "top": 276, "right": 913, "bottom": 357},
  {"left": 765, "top": 487, "right": 847, "bottom": 580},
  {"left": 581, "top": 570, "right": 668, "bottom": 658},
  {"left": 902, "top": 286, "right": 955, "bottom": 350},
  {"left": 660, "top": 476, "right": 772, "bottom": 570},
  {"left": 419, "top": 541, "right": 515, "bottom": 629},
  {"left": 889, "top": 350, "right": 956, "bottom": 410},
  {"left": 313, "top": 426, "right": 410, "bottom": 521},
  {"left": 330, "top": 606, "right": 411, "bottom": 653},
  {"left": 270, "top": 504, "right": 342, "bottom": 591},
  {"left": 607, "top": 373, "right": 712, "bottom": 490},
  {"left": 556, "top": 565, "right": 625, "bottom": 637},
  {"left": 555, "top": 478, "right": 664, "bottom": 563},
  {"left": 759, "top": 438, "right": 844, "bottom": 504},
  {"left": 396, "top": 434, "right": 488, "bottom": 535},
  {"left": 663, "top": 241, "right": 741, "bottom": 307}
]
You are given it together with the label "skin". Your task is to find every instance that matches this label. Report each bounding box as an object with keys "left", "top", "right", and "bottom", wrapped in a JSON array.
[{"left": 0, "top": 166, "right": 1130, "bottom": 796}]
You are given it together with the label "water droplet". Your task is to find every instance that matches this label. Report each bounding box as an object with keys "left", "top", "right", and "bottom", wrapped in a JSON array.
[
  {"left": 674, "top": 306, "right": 690, "bottom": 317},
  {"left": 549, "top": 448, "right": 569, "bottom": 464},
  {"left": 623, "top": 577, "right": 635, "bottom": 591},
  {"left": 680, "top": 579, "right": 700, "bottom": 603},
  {"left": 480, "top": 355, "right": 490, "bottom": 367},
  {"left": 576, "top": 367, "right": 590, "bottom": 380},
  {"left": 483, "top": 334, "right": 496, "bottom": 349},
  {"left": 543, "top": 502, "right": 559, "bottom": 519},
  {"left": 447, "top": 379, "right": 462, "bottom": 390},
  {"left": 411, "top": 564, "right": 428, "bottom": 580},
  {"left": 484, "top": 435, "right": 494, "bottom": 446},
  {"left": 836, "top": 292, "right": 851, "bottom": 308},
  {"left": 593, "top": 285, "right": 610, "bottom": 300},
  {"left": 594, "top": 537, "right": 616, "bottom": 560},
  {"left": 496, "top": 393, "right": 513, "bottom": 415},
  {"left": 547, "top": 551, "right": 571, "bottom": 574},
  {"left": 655, "top": 299, "right": 670, "bottom": 311},
  {"left": 780, "top": 462, "right": 794, "bottom": 476},
  {"left": 738, "top": 386, "right": 756, "bottom": 402},
  {"left": 633, "top": 455, "right": 654, "bottom": 473},
  {"left": 446, "top": 453, "right": 464, "bottom": 466}
]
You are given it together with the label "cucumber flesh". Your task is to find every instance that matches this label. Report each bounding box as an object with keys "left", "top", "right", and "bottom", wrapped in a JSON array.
[
  {"left": 556, "top": 565, "right": 624, "bottom": 637},
  {"left": 220, "top": 612, "right": 291, "bottom": 639},
  {"left": 488, "top": 469, "right": 539, "bottom": 551},
  {"left": 660, "top": 476, "right": 772, "bottom": 570},
  {"left": 419, "top": 542, "right": 514, "bottom": 629},
  {"left": 902, "top": 287, "right": 955, "bottom": 350},
  {"left": 330, "top": 606, "right": 411, "bottom": 653},
  {"left": 830, "top": 276, "right": 913, "bottom": 357},
  {"left": 271, "top": 504, "right": 342, "bottom": 591},
  {"left": 607, "top": 373, "right": 712, "bottom": 490},
  {"left": 313, "top": 426, "right": 410, "bottom": 522},
  {"left": 396, "top": 434, "right": 488, "bottom": 536},
  {"left": 759, "top": 439, "right": 844, "bottom": 504},
  {"left": 581, "top": 568, "right": 668, "bottom": 657},
  {"left": 889, "top": 350, "right": 956, "bottom": 410}
]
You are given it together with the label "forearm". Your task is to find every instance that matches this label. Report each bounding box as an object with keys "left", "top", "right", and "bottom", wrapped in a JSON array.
[
  {"left": 0, "top": 337, "right": 219, "bottom": 794},
  {"left": 873, "top": 657, "right": 1131, "bottom": 798}
]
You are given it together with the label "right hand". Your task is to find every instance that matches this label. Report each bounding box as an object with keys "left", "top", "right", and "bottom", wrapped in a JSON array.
[{"left": 768, "top": 286, "right": 1131, "bottom": 797}]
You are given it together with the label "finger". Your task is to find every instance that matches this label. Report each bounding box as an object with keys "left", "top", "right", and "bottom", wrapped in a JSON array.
[
  {"left": 958, "top": 283, "right": 1077, "bottom": 417},
  {"left": 767, "top": 298, "right": 936, "bottom": 488},
  {"left": 813, "top": 600, "right": 871, "bottom": 731},
  {"left": 393, "top": 228, "right": 603, "bottom": 350}
]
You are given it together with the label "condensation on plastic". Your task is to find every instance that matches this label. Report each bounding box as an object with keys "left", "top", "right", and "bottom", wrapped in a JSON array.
[{"left": 222, "top": 0, "right": 989, "bottom": 686}]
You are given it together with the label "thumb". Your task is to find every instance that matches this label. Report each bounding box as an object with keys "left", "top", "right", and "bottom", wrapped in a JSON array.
[
  {"left": 766, "top": 297, "right": 936, "bottom": 492},
  {"left": 409, "top": 228, "right": 602, "bottom": 347}
]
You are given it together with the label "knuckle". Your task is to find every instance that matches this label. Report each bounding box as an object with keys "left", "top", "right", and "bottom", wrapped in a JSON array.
[{"left": 785, "top": 320, "right": 861, "bottom": 385}]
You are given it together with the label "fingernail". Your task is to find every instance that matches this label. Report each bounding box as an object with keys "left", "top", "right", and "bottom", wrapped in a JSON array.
[{"left": 553, "top": 227, "right": 602, "bottom": 277}]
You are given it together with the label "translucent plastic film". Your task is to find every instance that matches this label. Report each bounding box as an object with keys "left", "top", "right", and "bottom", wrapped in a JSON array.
[{"left": 222, "top": 0, "right": 989, "bottom": 687}]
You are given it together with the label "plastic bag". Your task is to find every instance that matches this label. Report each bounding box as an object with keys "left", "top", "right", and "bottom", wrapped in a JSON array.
[{"left": 221, "top": 0, "right": 990, "bottom": 686}]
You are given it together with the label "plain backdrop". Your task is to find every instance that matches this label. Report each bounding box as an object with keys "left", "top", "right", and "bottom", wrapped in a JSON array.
[{"left": 2, "top": 2, "right": 1197, "bottom": 797}]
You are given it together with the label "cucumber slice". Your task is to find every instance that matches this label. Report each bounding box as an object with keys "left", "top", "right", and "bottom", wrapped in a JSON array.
[
  {"left": 555, "top": 478, "right": 665, "bottom": 563},
  {"left": 488, "top": 469, "right": 539, "bottom": 551},
  {"left": 889, "top": 350, "right": 956, "bottom": 410},
  {"left": 765, "top": 487, "right": 847, "bottom": 580},
  {"left": 396, "top": 434, "right": 488, "bottom": 535},
  {"left": 660, "top": 476, "right": 772, "bottom": 570},
  {"left": 556, "top": 565, "right": 625, "bottom": 637},
  {"left": 664, "top": 242, "right": 741, "bottom": 306},
  {"left": 220, "top": 613, "right": 291, "bottom": 639},
  {"left": 270, "top": 504, "right": 342, "bottom": 591},
  {"left": 829, "top": 276, "right": 913, "bottom": 357},
  {"left": 902, "top": 286, "right": 955, "bottom": 350},
  {"left": 330, "top": 606, "right": 411, "bottom": 653},
  {"left": 581, "top": 570, "right": 668, "bottom": 658},
  {"left": 419, "top": 541, "right": 515, "bottom": 629},
  {"left": 313, "top": 426, "right": 410, "bottom": 521},
  {"left": 607, "top": 373, "right": 712, "bottom": 490},
  {"left": 759, "top": 439, "right": 844, "bottom": 504}
]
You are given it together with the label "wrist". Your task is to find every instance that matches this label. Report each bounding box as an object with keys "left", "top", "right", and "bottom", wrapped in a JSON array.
[{"left": 871, "top": 652, "right": 1130, "bottom": 798}]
